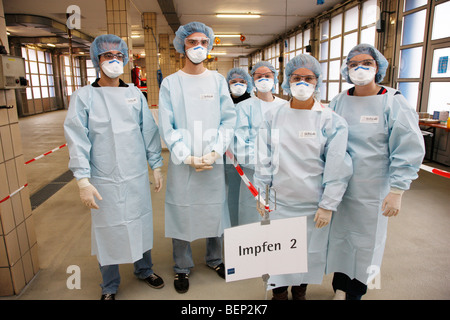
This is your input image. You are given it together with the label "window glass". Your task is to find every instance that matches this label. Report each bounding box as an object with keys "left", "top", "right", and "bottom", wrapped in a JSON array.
[
  {"left": 361, "top": 26, "right": 375, "bottom": 46},
  {"left": 330, "top": 37, "right": 341, "bottom": 59},
  {"left": 401, "top": 10, "right": 426, "bottom": 45},
  {"left": 345, "top": 6, "right": 359, "bottom": 32},
  {"left": 321, "top": 20, "right": 329, "bottom": 40},
  {"left": 343, "top": 32, "right": 358, "bottom": 56},
  {"left": 431, "top": 47, "right": 450, "bottom": 78},
  {"left": 399, "top": 47, "right": 423, "bottom": 78},
  {"left": 362, "top": 0, "right": 377, "bottom": 26},
  {"left": 328, "top": 82, "right": 340, "bottom": 101},
  {"left": 331, "top": 13, "right": 342, "bottom": 37},
  {"left": 321, "top": 62, "right": 328, "bottom": 80},
  {"left": 296, "top": 33, "right": 302, "bottom": 49},
  {"left": 320, "top": 41, "right": 328, "bottom": 60},
  {"left": 404, "top": 0, "right": 427, "bottom": 12},
  {"left": 329, "top": 60, "right": 341, "bottom": 80},
  {"left": 398, "top": 82, "right": 419, "bottom": 109},
  {"left": 431, "top": 1, "right": 450, "bottom": 40},
  {"left": 427, "top": 82, "right": 450, "bottom": 114}
]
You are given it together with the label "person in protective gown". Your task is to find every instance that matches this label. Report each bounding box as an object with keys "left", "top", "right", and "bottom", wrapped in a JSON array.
[
  {"left": 250, "top": 61, "right": 286, "bottom": 112},
  {"left": 158, "top": 22, "right": 236, "bottom": 294},
  {"left": 64, "top": 34, "right": 164, "bottom": 300},
  {"left": 254, "top": 54, "right": 353, "bottom": 300},
  {"left": 326, "top": 44, "right": 425, "bottom": 300},
  {"left": 225, "top": 68, "right": 253, "bottom": 227}
]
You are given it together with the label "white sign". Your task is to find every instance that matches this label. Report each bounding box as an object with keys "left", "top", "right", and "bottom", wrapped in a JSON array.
[{"left": 224, "top": 216, "right": 308, "bottom": 282}]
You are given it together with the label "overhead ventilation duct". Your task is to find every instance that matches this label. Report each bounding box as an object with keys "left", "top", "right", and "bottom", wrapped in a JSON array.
[
  {"left": 5, "top": 14, "right": 94, "bottom": 47},
  {"left": 157, "top": 0, "right": 180, "bottom": 33}
]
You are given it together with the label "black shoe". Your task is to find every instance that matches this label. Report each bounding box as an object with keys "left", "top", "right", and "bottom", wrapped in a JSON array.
[
  {"left": 174, "top": 273, "right": 189, "bottom": 293},
  {"left": 100, "top": 293, "right": 115, "bottom": 300},
  {"left": 209, "top": 263, "right": 225, "bottom": 279},
  {"left": 144, "top": 273, "right": 165, "bottom": 289}
]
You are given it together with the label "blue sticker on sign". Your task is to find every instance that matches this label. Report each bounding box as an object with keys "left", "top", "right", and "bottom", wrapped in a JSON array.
[
  {"left": 438, "top": 56, "right": 448, "bottom": 74},
  {"left": 227, "top": 268, "right": 235, "bottom": 275}
]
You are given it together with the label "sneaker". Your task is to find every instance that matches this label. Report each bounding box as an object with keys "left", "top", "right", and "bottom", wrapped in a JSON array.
[
  {"left": 100, "top": 293, "right": 115, "bottom": 300},
  {"left": 144, "top": 273, "right": 165, "bottom": 289},
  {"left": 174, "top": 273, "right": 189, "bottom": 293},
  {"left": 208, "top": 263, "right": 225, "bottom": 279}
]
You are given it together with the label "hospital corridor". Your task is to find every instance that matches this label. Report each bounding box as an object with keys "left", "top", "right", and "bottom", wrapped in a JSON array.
[{"left": 0, "top": 0, "right": 449, "bottom": 302}]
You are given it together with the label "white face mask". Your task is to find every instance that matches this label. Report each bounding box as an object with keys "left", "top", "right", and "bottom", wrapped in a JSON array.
[
  {"left": 290, "top": 81, "right": 315, "bottom": 101},
  {"left": 186, "top": 45, "right": 207, "bottom": 64},
  {"left": 348, "top": 66, "right": 377, "bottom": 86},
  {"left": 230, "top": 83, "right": 247, "bottom": 97},
  {"left": 101, "top": 59, "right": 124, "bottom": 79},
  {"left": 255, "top": 78, "right": 274, "bottom": 93}
]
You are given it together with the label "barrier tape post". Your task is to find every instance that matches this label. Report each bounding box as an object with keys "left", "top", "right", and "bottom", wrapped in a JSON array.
[{"left": 225, "top": 150, "right": 272, "bottom": 215}]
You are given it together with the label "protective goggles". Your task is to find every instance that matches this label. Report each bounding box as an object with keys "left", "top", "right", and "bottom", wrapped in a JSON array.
[{"left": 184, "top": 37, "right": 210, "bottom": 47}]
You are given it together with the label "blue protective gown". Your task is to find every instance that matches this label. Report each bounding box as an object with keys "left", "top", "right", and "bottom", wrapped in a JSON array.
[
  {"left": 158, "top": 69, "right": 236, "bottom": 242},
  {"left": 254, "top": 100, "right": 353, "bottom": 288},
  {"left": 234, "top": 96, "right": 286, "bottom": 225},
  {"left": 64, "top": 84, "right": 163, "bottom": 266},
  {"left": 326, "top": 87, "right": 425, "bottom": 284}
]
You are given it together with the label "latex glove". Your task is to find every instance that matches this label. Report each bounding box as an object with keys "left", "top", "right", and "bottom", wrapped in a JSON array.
[
  {"left": 314, "top": 207, "right": 332, "bottom": 228},
  {"left": 153, "top": 168, "right": 163, "bottom": 192},
  {"left": 382, "top": 190, "right": 403, "bottom": 217},
  {"left": 184, "top": 155, "right": 213, "bottom": 172},
  {"left": 77, "top": 178, "right": 102, "bottom": 209},
  {"left": 201, "top": 151, "right": 221, "bottom": 166}
]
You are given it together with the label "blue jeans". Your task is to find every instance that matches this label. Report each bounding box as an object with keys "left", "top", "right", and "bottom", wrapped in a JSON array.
[
  {"left": 172, "top": 236, "right": 223, "bottom": 274},
  {"left": 99, "top": 249, "right": 154, "bottom": 294}
]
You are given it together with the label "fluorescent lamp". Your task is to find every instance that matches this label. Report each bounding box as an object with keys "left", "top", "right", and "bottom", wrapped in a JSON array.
[
  {"left": 215, "top": 34, "right": 242, "bottom": 38},
  {"left": 131, "top": 35, "right": 141, "bottom": 38},
  {"left": 47, "top": 43, "right": 56, "bottom": 47},
  {"left": 209, "top": 52, "right": 227, "bottom": 55},
  {"left": 216, "top": 13, "right": 260, "bottom": 19}
]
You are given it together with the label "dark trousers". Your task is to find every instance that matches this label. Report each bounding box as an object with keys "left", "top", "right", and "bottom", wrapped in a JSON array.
[{"left": 332, "top": 272, "right": 367, "bottom": 300}]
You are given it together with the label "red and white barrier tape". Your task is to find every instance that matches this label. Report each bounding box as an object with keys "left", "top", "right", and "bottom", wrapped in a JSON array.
[
  {"left": 225, "top": 150, "right": 271, "bottom": 212},
  {"left": 25, "top": 143, "right": 67, "bottom": 165},
  {"left": 0, "top": 183, "right": 28, "bottom": 204},
  {"left": 420, "top": 164, "right": 450, "bottom": 179}
]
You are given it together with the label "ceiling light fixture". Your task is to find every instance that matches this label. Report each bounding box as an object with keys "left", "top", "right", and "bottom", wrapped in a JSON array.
[
  {"left": 47, "top": 43, "right": 56, "bottom": 47},
  {"left": 216, "top": 13, "right": 260, "bottom": 19},
  {"left": 215, "top": 34, "right": 242, "bottom": 38},
  {"left": 209, "top": 52, "right": 227, "bottom": 55}
]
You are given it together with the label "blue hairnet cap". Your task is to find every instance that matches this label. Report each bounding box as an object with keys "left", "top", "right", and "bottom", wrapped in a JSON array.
[
  {"left": 226, "top": 67, "right": 253, "bottom": 93},
  {"left": 341, "top": 43, "right": 389, "bottom": 84},
  {"left": 173, "top": 21, "right": 215, "bottom": 54},
  {"left": 250, "top": 61, "right": 278, "bottom": 86},
  {"left": 281, "top": 54, "right": 322, "bottom": 95},
  {"left": 90, "top": 34, "right": 129, "bottom": 69}
]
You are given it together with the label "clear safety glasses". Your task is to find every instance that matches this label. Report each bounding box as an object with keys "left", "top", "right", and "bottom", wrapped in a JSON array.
[
  {"left": 289, "top": 74, "right": 317, "bottom": 84},
  {"left": 347, "top": 59, "right": 376, "bottom": 69},
  {"left": 253, "top": 72, "right": 274, "bottom": 80},
  {"left": 184, "top": 37, "right": 210, "bottom": 47},
  {"left": 101, "top": 52, "right": 125, "bottom": 61}
]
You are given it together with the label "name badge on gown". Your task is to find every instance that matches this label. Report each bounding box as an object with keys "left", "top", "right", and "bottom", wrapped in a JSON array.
[
  {"left": 127, "top": 97, "right": 138, "bottom": 104},
  {"left": 200, "top": 93, "right": 214, "bottom": 100},
  {"left": 298, "top": 131, "right": 316, "bottom": 138},
  {"left": 360, "top": 116, "right": 379, "bottom": 123}
]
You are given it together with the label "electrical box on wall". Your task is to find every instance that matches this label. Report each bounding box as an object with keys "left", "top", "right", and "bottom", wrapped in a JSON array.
[{"left": 0, "top": 55, "right": 28, "bottom": 89}]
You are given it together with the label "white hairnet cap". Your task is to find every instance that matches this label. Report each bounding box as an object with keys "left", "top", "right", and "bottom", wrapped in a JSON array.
[
  {"left": 173, "top": 21, "right": 214, "bottom": 54},
  {"left": 282, "top": 54, "right": 322, "bottom": 95},
  {"left": 226, "top": 67, "right": 253, "bottom": 93},
  {"left": 341, "top": 43, "right": 389, "bottom": 84},
  {"left": 90, "top": 34, "right": 129, "bottom": 70}
]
